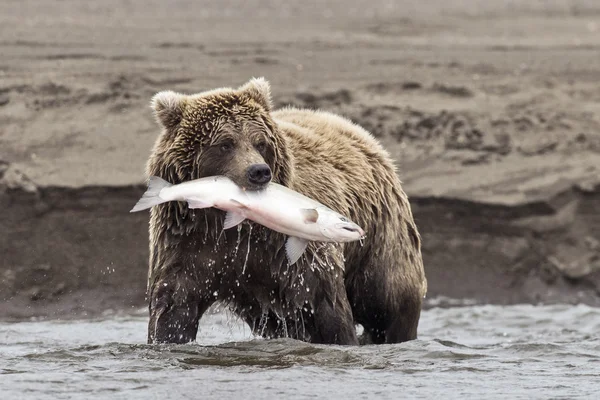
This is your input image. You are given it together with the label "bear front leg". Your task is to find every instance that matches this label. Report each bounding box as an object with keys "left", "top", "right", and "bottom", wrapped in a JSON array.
[
  {"left": 310, "top": 285, "right": 359, "bottom": 346},
  {"left": 147, "top": 277, "right": 213, "bottom": 344},
  {"left": 289, "top": 247, "right": 359, "bottom": 346}
]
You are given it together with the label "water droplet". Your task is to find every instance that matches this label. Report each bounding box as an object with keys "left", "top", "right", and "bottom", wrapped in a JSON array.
[{"left": 242, "top": 226, "right": 253, "bottom": 274}]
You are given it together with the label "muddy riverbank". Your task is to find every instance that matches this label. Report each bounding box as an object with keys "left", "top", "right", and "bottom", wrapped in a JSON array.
[{"left": 2, "top": 0, "right": 600, "bottom": 319}]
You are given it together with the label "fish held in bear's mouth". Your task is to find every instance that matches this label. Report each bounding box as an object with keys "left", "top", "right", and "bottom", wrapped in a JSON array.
[{"left": 130, "top": 175, "right": 366, "bottom": 265}]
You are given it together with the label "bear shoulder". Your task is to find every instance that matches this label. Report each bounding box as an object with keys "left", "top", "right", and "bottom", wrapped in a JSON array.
[{"left": 273, "top": 107, "right": 388, "bottom": 154}]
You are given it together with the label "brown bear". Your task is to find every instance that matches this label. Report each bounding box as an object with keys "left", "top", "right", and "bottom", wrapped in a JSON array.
[{"left": 144, "top": 78, "right": 427, "bottom": 345}]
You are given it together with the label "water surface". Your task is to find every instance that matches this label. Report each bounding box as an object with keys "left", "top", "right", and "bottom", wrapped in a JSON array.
[{"left": 2, "top": 304, "right": 599, "bottom": 399}]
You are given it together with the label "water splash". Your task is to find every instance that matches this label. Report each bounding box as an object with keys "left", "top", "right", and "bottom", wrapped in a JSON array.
[
  {"left": 273, "top": 309, "right": 289, "bottom": 338},
  {"left": 204, "top": 213, "right": 209, "bottom": 243},
  {"left": 299, "top": 308, "right": 307, "bottom": 339},
  {"left": 216, "top": 229, "right": 224, "bottom": 245},
  {"left": 258, "top": 311, "right": 269, "bottom": 337},
  {"left": 242, "top": 224, "right": 252, "bottom": 275},
  {"left": 214, "top": 216, "right": 219, "bottom": 242},
  {"left": 233, "top": 224, "right": 242, "bottom": 257}
]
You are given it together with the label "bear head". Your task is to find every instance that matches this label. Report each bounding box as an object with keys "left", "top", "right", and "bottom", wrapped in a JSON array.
[{"left": 147, "top": 77, "right": 291, "bottom": 190}]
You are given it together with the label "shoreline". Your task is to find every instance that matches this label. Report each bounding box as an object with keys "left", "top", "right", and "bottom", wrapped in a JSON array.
[{"left": 2, "top": 174, "right": 599, "bottom": 321}]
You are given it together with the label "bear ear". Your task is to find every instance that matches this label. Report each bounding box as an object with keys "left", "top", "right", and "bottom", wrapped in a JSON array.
[
  {"left": 239, "top": 77, "right": 273, "bottom": 111},
  {"left": 151, "top": 91, "right": 186, "bottom": 129}
]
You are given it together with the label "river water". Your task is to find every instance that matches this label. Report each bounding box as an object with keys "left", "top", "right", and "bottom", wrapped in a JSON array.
[{"left": 1, "top": 304, "right": 599, "bottom": 399}]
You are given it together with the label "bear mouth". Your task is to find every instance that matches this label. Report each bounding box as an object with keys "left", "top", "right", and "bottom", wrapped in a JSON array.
[{"left": 242, "top": 183, "right": 269, "bottom": 192}]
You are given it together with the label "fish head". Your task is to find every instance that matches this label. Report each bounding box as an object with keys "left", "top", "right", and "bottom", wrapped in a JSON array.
[{"left": 317, "top": 209, "right": 366, "bottom": 242}]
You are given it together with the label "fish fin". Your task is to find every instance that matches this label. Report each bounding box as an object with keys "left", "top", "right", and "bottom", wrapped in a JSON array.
[
  {"left": 130, "top": 176, "right": 172, "bottom": 212},
  {"left": 285, "top": 236, "right": 309, "bottom": 266},
  {"left": 300, "top": 208, "right": 319, "bottom": 224},
  {"left": 223, "top": 211, "right": 245, "bottom": 230},
  {"left": 187, "top": 198, "right": 211, "bottom": 209}
]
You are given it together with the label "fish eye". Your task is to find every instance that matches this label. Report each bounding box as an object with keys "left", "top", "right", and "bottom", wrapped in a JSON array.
[{"left": 339, "top": 217, "right": 348, "bottom": 222}]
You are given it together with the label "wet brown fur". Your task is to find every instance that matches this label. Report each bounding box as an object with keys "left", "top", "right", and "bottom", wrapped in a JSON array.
[{"left": 144, "top": 78, "right": 427, "bottom": 345}]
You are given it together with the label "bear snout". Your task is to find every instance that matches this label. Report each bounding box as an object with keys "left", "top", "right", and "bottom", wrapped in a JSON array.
[{"left": 246, "top": 163, "right": 272, "bottom": 187}]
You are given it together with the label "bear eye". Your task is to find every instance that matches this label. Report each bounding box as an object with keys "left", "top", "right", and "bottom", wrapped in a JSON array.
[
  {"left": 255, "top": 141, "right": 267, "bottom": 152},
  {"left": 220, "top": 142, "right": 233, "bottom": 153}
]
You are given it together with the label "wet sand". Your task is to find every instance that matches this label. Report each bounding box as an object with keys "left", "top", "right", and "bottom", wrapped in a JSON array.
[{"left": 1, "top": 0, "right": 600, "bottom": 318}]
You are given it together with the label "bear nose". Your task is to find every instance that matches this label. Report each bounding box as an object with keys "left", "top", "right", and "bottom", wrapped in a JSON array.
[{"left": 247, "top": 163, "right": 272, "bottom": 185}]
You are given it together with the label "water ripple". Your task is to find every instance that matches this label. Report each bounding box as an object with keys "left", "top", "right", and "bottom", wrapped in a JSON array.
[{"left": 1, "top": 304, "right": 600, "bottom": 399}]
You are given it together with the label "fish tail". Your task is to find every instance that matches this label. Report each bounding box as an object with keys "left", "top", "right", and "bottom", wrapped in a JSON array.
[{"left": 130, "top": 176, "right": 172, "bottom": 212}]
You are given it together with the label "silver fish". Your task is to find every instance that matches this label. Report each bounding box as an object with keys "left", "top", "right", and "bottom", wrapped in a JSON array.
[{"left": 130, "top": 176, "right": 366, "bottom": 265}]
